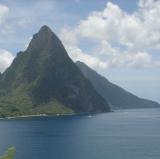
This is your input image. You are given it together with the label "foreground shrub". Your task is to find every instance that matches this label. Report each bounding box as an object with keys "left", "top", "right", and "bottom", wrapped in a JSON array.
[{"left": 0, "top": 147, "right": 16, "bottom": 159}]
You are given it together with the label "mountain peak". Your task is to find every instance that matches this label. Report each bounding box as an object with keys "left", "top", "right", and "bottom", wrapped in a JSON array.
[
  {"left": 0, "top": 26, "right": 110, "bottom": 117},
  {"left": 26, "top": 25, "right": 60, "bottom": 52},
  {"left": 38, "top": 25, "right": 53, "bottom": 35}
]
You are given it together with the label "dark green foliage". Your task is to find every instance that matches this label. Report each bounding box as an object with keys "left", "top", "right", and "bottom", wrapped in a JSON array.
[
  {"left": 76, "top": 61, "right": 160, "bottom": 110},
  {"left": 0, "top": 25, "right": 110, "bottom": 117},
  {"left": 0, "top": 147, "right": 16, "bottom": 159}
]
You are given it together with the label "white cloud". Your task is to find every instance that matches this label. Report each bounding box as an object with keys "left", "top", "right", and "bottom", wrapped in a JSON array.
[
  {"left": 0, "top": 4, "right": 9, "bottom": 25},
  {"left": 138, "top": 0, "right": 157, "bottom": 8},
  {"left": 0, "top": 49, "right": 14, "bottom": 73},
  {"left": 107, "top": 51, "right": 152, "bottom": 68},
  {"left": 77, "top": 0, "right": 160, "bottom": 50},
  {"left": 0, "top": 4, "right": 11, "bottom": 35},
  {"left": 60, "top": 0, "right": 160, "bottom": 70},
  {"left": 66, "top": 45, "right": 107, "bottom": 69},
  {"left": 59, "top": 27, "right": 78, "bottom": 46}
]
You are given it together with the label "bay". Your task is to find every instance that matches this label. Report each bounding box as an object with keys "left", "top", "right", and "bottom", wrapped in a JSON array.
[{"left": 0, "top": 108, "right": 160, "bottom": 159}]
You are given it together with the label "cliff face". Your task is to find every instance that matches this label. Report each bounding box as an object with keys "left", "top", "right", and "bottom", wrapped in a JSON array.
[
  {"left": 0, "top": 26, "right": 110, "bottom": 117},
  {"left": 76, "top": 61, "right": 160, "bottom": 110}
]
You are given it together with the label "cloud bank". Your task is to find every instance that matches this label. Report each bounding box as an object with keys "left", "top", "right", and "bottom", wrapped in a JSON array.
[
  {"left": 0, "top": 49, "right": 14, "bottom": 73},
  {"left": 1, "top": 0, "right": 160, "bottom": 73},
  {"left": 0, "top": 4, "right": 9, "bottom": 25},
  {"left": 60, "top": 0, "right": 160, "bottom": 70},
  {"left": 0, "top": 4, "right": 14, "bottom": 73}
]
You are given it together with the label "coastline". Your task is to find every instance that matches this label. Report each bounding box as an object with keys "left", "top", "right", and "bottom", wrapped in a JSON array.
[
  {"left": 0, "top": 111, "right": 112, "bottom": 120},
  {"left": 0, "top": 113, "right": 77, "bottom": 120}
]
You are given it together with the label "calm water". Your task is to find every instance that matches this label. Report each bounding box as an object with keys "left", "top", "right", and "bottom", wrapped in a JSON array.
[{"left": 0, "top": 108, "right": 160, "bottom": 159}]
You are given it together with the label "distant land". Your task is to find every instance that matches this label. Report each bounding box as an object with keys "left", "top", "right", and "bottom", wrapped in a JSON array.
[
  {"left": 0, "top": 25, "right": 159, "bottom": 118},
  {"left": 76, "top": 61, "right": 160, "bottom": 110},
  {"left": 0, "top": 25, "right": 110, "bottom": 118}
]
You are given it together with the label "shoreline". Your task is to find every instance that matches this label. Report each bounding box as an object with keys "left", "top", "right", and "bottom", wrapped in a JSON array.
[
  {"left": 0, "top": 113, "right": 77, "bottom": 120},
  {"left": 0, "top": 111, "right": 113, "bottom": 120},
  {"left": 0, "top": 107, "right": 159, "bottom": 120},
  {"left": 0, "top": 112, "right": 97, "bottom": 120}
]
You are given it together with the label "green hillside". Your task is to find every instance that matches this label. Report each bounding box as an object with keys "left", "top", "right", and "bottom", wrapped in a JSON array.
[
  {"left": 0, "top": 26, "right": 110, "bottom": 117},
  {"left": 76, "top": 61, "right": 160, "bottom": 110}
]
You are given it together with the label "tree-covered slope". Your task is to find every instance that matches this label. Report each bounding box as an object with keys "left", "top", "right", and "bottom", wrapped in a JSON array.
[
  {"left": 76, "top": 61, "right": 160, "bottom": 110},
  {"left": 0, "top": 26, "right": 110, "bottom": 117}
]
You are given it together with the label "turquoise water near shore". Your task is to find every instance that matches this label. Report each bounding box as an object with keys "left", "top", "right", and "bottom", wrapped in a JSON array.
[{"left": 0, "top": 108, "right": 160, "bottom": 159}]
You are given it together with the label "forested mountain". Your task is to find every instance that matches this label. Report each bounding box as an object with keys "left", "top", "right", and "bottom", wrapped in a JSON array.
[{"left": 0, "top": 26, "right": 110, "bottom": 117}]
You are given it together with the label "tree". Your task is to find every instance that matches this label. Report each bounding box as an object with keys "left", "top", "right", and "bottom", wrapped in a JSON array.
[{"left": 0, "top": 147, "right": 16, "bottom": 159}]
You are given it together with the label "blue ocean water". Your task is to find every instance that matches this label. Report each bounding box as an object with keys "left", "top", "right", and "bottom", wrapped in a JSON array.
[{"left": 0, "top": 108, "right": 160, "bottom": 159}]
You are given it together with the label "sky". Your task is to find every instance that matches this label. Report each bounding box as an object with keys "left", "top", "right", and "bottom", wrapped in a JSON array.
[{"left": 0, "top": 0, "right": 160, "bottom": 103}]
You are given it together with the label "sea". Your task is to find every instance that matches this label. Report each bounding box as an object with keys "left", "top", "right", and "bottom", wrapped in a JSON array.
[{"left": 0, "top": 108, "right": 160, "bottom": 159}]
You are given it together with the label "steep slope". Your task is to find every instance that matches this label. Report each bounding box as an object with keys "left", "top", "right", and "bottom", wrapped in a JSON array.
[
  {"left": 0, "top": 26, "right": 110, "bottom": 117},
  {"left": 76, "top": 61, "right": 160, "bottom": 110}
]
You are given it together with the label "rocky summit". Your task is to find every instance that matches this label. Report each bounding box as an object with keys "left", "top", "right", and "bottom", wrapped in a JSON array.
[{"left": 0, "top": 25, "right": 110, "bottom": 117}]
